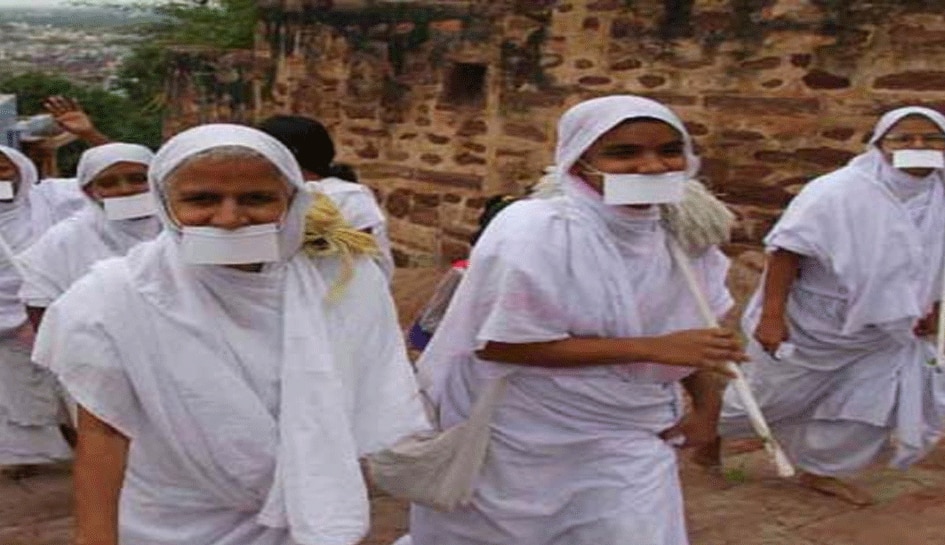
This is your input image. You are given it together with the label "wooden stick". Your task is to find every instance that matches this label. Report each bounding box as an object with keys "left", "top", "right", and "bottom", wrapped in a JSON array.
[{"left": 669, "top": 240, "right": 796, "bottom": 478}]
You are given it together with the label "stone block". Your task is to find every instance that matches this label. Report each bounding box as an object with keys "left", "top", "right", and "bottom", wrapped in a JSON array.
[
  {"left": 503, "top": 122, "right": 549, "bottom": 143},
  {"left": 803, "top": 69, "right": 851, "bottom": 90},
  {"left": 874, "top": 71, "right": 945, "bottom": 91},
  {"left": 794, "top": 147, "right": 856, "bottom": 167},
  {"left": 705, "top": 95, "right": 820, "bottom": 115}
]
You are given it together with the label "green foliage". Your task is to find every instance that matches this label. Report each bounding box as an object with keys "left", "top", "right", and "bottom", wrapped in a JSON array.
[
  {"left": 0, "top": 72, "right": 162, "bottom": 175},
  {"left": 138, "top": 0, "right": 258, "bottom": 49}
]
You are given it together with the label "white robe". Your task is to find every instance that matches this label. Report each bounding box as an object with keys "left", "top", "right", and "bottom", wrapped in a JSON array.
[
  {"left": 17, "top": 205, "right": 160, "bottom": 307},
  {"left": 33, "top": 125, "right": 428, "bottom": 545},
  {"left": 411, "top": 177, "right": 732, "bottom": 545},
  {"left": 311, "top": 177, "right": 395, "bottom": 281},
  {"left": 0, "top": 147, "right": 85, "bottom": 464},
  {"left": 720, "top": 146, "right": 945, "bottom": 474}
]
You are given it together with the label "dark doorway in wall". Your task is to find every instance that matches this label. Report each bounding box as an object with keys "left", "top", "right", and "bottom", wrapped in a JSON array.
[{"left": 441, "top": 62, "right": 488, "bottom": 108}]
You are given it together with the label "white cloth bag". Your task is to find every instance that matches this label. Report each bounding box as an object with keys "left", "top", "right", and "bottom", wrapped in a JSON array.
[{"left": 365, "top": 376, "right": 507, "bottom": 512}]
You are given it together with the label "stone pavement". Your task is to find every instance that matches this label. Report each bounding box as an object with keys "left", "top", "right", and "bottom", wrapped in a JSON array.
[{"left": 2, "top": 439, "right": 945, "bottom": 545}]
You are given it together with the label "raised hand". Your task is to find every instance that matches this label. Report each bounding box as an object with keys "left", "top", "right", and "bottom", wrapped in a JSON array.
[{"left": 42, "top": 96, "right": 109, "bottom": 145}]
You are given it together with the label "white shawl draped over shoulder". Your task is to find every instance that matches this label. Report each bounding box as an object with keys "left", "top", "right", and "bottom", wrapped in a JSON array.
[{"left": 33, "top": 125, "right": 428, "bottom": 545}]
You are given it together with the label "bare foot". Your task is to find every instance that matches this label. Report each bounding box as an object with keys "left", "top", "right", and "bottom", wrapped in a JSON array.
[
  {"left": 692, "top": 437, "right": 722, "bottom": 470},
  {"left": 798, "top": 472, "right": 875, "bottom": 506}
]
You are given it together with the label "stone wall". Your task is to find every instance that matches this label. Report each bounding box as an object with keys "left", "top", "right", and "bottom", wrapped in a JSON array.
[{"left": 165, "top": 0, "right": 945, "bottom": 267}]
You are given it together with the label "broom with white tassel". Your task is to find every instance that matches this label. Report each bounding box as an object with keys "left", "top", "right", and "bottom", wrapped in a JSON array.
[{"left": 662, "top": 181, "right": 796, "bottom": 478}]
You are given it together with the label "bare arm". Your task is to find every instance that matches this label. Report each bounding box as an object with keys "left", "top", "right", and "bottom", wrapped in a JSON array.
[
  {"left": 476, "top": 329, "right": 747, "bottom": 378},
  {"left": 754, "top": 249, "right": 802, "bottom": 353},
  {"left": 25, "top": 305, "right": 45, "bottom": 333},
  {"left": 74, "top": 406, "right": 128, "bottom": 545},
  {"left": 760, "top": 249, "right": 802, "bottom": 321}
]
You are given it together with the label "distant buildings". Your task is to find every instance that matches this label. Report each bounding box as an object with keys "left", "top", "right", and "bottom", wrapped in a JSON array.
[{"left": 0, "top": 19, "right": 140, "bottom": 87}]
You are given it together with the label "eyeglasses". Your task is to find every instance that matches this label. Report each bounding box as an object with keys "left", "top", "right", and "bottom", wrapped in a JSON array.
[{"left": 881, "top": 133, "right": 945, "bottom": 149}]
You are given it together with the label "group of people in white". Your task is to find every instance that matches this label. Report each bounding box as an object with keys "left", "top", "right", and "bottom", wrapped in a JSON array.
[{"left": 0, "top": 92, "right": 942, "bottom": 545}]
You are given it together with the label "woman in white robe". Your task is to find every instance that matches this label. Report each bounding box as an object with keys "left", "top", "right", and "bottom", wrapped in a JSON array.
[
  {"left": 259, "top": 115, "right": 395, "bottom": 280},
  {"left": 18, "top": 143, "right": 159, "bottom": 329},
  {"left": 713, "top": 106, "right": 945, "bottom": 505},
  {"left": 0, "top": 145, "right": 81, "bottom": 468},
  {"left": 408, "top": 95, "right": 744, "bottom": 545},
  {"left": 33, "top": 124, "right": 429, "bottom": 545}
]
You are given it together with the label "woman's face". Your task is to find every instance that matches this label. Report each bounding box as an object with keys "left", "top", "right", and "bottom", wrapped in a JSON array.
[
  {"left": 572, "top": 118, "right": 687, "bottom": 194},
  {"left": 878, "top": 115, "right": 945, "bottom": 178},
  {"left": 165, "top": 154, "right": 291, "bottom": 229},
  {"left": 85, "top": 162, "right": 149, "bottom": 202},
  {"left": 0, "top": 153, "right": 20, "bottom": 202}
]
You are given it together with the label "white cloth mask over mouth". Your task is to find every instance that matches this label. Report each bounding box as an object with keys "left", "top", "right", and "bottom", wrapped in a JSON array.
[
  {"left": 578, "top": 161, "right": 688, "bottom": 205},
  {"left": 0, "top": 181, "right": 14, "bottom": 200},
  {"left": 103, "top": 192, "right": 158, "bottom": 220},
  {"left": 893, "top": 149, "right": 945, "bottom": 170},
  {"left": 601, "top": 171, "right": 688, "bottom": 205},
  {"left": 179, "top": 223, "right": 281, "bottom": 265}
]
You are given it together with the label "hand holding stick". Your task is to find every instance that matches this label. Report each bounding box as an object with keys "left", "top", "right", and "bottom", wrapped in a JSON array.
[{"left": 669, "top": 240, "right": 796, "bottom": 478}]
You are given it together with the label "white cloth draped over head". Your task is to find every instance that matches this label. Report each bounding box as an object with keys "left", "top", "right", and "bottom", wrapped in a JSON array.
[
  {"left": 0, "top": 145, "right": 85, "bottom": 333},
  {"left": 76, "top": 142, "right": 154, "bottom": 187},
  {"left": 410, "top": 96, "right": 731, "bottom": 545},
  {"left": 33, "top": 124, "right": 428, "bottom": 545},
  {"left": 724, "top": 106, "right": 945, "bottom": 471},
  {"left": 17, "top": 143, "right": 160, "bottom": 307}
]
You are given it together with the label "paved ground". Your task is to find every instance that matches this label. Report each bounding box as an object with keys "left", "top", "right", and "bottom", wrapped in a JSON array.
[
  {"left": 4, "top": 266, "right": 945, "bottom": 544},
  {"left": 3, "top": 439, "right": 945, "bottom": 545}
]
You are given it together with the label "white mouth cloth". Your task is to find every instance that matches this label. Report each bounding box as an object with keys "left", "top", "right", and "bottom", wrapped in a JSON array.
[
  {"left": 103, "top": 192, "right": 157, "bottom": 220},
  {"left": 893, "top": 149, "right": 945, "bottom": 169},
  {"left": 602, "top": 171, "right": 688, "bottom": 205},
  {"left": 0, "top": 181, "right": 14, "bottom": 200},
  {"left": 179, "top": 223, "right": 281, "bottom": 265}
]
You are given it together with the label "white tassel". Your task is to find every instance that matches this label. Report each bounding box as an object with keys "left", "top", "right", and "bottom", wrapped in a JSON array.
[{"left": 660, "top": 180, "right": 736, "bottom": 255}]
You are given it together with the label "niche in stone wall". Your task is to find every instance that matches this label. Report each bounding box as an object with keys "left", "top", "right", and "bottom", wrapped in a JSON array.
[{"left": 440, "top": 62, "right": 488, "bottom": 108}]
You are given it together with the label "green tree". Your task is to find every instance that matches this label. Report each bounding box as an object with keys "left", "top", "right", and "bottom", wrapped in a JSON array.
[{"left": 0, "top": 72, "right": 162, "bottom": 174}]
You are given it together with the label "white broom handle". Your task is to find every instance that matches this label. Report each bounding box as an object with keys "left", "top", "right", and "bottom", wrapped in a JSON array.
[{"left": 669, "top": 241, "right": 796, "bottom": 477}]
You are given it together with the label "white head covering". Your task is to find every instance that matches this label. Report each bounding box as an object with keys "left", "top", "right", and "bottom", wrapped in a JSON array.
[
  {"left": 76, "top": 143, "right": 154, "bottom": 188},
  {"left": 75, "top": 143, "right": 161, "bottom": 250},
  {"left": 868, "top": 106, "right": 945, "bottom": 146},
  {"left": 555, "top": 94, "right": 700, "bottom": 178},
  {"left": 851, "top": 106, "right": 945, "bottom": 203},
  {"left": 150, "top": 124, "right": 310, "bottom": 260},
  {"left": 553, "top": 95, "right": 702, "bottom": 237}
]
